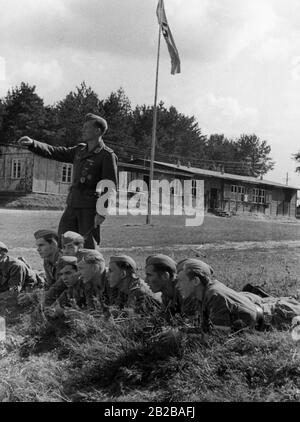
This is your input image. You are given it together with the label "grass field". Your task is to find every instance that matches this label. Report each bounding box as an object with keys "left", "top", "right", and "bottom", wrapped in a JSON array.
[{"left": 1, "top": 209, "right": 300, "bottom": 402}]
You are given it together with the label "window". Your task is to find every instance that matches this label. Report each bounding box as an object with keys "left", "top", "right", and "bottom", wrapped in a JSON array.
[
  {"left": 231, "top": 185, "right": 245, "bottom": 201},
  {"left": 11, "top": 159, "right": 22, "bottom": 179},
  {"left": 61, "top": 163, "right": 73, "bottom": 183},
  {"left": 253, "top": 188, "right": 265, "bottom": 204},
  {"left": 192, "top": 179, "right": 197, "bottom": 197}
]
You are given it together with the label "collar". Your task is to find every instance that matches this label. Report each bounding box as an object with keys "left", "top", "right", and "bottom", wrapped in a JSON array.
[
  {"left": 85, "top": 139, "right": 105, "bottom": 155},
  {"left": 45, "top": 250, "right": 61, "bottom": 266}
]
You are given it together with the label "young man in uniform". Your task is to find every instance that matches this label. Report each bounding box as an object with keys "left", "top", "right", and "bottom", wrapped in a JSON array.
[
  {"left": 108, "top": 255, "right": 162, "bottom": 314},
  {"left": 145, "top": 254, "right": 197, "bottom": 320},
  {"left": 18, "top": 230, "right": 61, "bottom": 307},
  {"left": 77, "top": 249, "right": 112, "bottom": 311},
  {"left": 0, "top": 241, "right": 40, "bottom": 294},
  {"left": 18, "top": 113, "right": 118, "bottom": 249},
  {"left": 55, "top": 256, "right": 86, "bottom": 309},
  {"left": 176, "top": 258, "right": 300, "bottom": 333},
  {"left": 61, "top": 231, "right": 85, "bottom": 257}
]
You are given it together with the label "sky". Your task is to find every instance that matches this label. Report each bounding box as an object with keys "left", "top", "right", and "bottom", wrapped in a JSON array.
[{"left": 0, "top": 0, "right": 300, "bottom": 187}]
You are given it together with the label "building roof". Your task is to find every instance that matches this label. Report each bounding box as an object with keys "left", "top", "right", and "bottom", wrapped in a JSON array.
[{"left": 130, "top": 159, "right": 300, "bottom": 191}]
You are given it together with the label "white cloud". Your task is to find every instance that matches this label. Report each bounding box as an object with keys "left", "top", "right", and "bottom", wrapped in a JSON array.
[
  {"left": 192, "top": 93, "right": 258, "bottom": 136},
  {"left": 14, "top": 60, "right": 63, "bottom": 93}
]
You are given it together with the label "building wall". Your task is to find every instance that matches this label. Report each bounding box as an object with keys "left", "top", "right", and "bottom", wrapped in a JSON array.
[
  {"left": 32, "top": 156, "right": 71, "bottom": 195},
  {"left": 0, "top": 145, "right": 33, "bottom": 192}
]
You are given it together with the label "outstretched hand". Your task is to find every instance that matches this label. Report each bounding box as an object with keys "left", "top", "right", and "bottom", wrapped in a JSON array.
[{"left": 18, "top": 136, "right": 34, "bottom": 147}]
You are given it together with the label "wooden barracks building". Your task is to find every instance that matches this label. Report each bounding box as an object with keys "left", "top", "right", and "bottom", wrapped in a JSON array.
[{"left": 0, "top": 143, "right": 299, "bottom": 218}]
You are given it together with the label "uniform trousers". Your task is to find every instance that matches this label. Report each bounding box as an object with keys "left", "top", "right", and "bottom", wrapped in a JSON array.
[{"left": 58, "top": 206, "right": 100, "bottom": 249}]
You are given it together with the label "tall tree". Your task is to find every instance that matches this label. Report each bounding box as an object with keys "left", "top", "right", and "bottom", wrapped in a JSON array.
[
  {"left": 55, "top": 81, "right": 100, "bottom": 146},
  {"left": 131, "top": 102, "right": 206, "bottom": 164},
  {"left": 99, "top": 87, "right": 134, "bottom": 151},
  {"left": 234, "top": 134, "right": 275, "bottom": 176},
  {"left": 0, "top": 82, "right": 47, "bottom": 144}
]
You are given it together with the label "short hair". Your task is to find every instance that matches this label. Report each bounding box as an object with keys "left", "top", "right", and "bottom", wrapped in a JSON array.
[
  {"left": 34, "top": 230, "right": 58, "bottom": 244},
  {"left": 114, "top": 261, "right": 136, "bottom": 276},
  {"left": 85, "top": 113, "right": 108, "bottom": 136},
  {"left": 150, "top": 262, "right": 176, "bottom": 280},
  {"left": 185, "top": 267, "right": 211, "bottom": 287}
]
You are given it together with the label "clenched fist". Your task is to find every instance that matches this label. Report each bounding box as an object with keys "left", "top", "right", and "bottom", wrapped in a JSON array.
[{"left": 18, "top": 136, "right": 34, "bottom": 147}]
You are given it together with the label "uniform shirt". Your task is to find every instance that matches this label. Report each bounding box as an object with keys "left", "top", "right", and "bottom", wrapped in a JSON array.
[
  {"left": 43, "top": 250, "right": 62, "bottom": 289},
  {"left": 113, "top": 277, "right": 162, "bottom": 314},
  {"left": 44, "top": 277, "right": 67, "bottom": 306},
  {"left": 201, "top": 279, "right": 262, "bottom": 332},
  {"left": 56, "top": 275, "right": 86, "bottom": 308},
  {"left": 161, "top": 282, "right": 199, "bottom": 319},
  {"left": 28, "top": 139, "right": 118, "bottom": 209},
  {"left": 0, "top": 256, "right": 39, "bottom": 293}
]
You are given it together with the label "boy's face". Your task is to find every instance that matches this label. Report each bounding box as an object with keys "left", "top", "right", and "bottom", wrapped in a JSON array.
[
  {"left": 36, "top": 238, "right": 56, "bottom": 259},
  {"left": 108, "top": 262, "right": 124, "bottom": 288},
  {"left": 59, "top": 265, "right": 78, "bottom": 288},
  {"left": 145, "top": 265, "right": 164, "bottom": 293},
  {"left": 62, "top": 242, "right": 81, "bottom": 257},
  {"left": 78, "top": 260, "right": 96, "bottom": 284},
  {"left": 176, "top": 269, "right": 196, "bottom": 299},
  {"left": 82, "top": 120, "right": 100, "bottom": 142}
]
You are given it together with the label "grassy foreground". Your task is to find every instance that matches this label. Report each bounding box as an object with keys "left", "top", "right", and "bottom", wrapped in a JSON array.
[
  {"left": 1, "top": 210, "right": 300, "bottom": 402},
  {"left": 0, "top": 244, "right": 300, "bottom": 402}
]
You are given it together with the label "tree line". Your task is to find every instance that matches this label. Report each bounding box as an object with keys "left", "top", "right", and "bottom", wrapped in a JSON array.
[{"left": 0, "top": 81, "right": 276, "bottom": 176}]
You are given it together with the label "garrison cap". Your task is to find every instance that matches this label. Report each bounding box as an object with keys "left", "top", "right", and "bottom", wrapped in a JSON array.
[
  {"left": 34, "top": 229, "right": 58, "bottom": 242},
  {"left": 183, "top": 259, "right": 214, "bottom": 282},
  {"left": 62, "top": 231, "right": 84, "bottom": 246},
  {"left": 146, "top": 254, "right": 177, "bottom": 273},
  {"left": 77, "top": 249, "right": 105, "bottom": 264},
  {"left": 85, "top": 113, "right": 108, "bottom": 135},
  {"left": 57, "top": 256, "right": 78, "bottom": 272},
  {"left": 177, "top": 258, "right": 194, "bottom": 273},
  {"left": 110, "top": 255, "right": 137, "bottom": 272},
  {"left": 0, "top": 241, "right": 8, "bottom": 252}
]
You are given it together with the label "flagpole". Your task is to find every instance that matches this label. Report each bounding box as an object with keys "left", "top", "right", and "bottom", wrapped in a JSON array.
[{"left": 146, "top": 21, "right": 162, "bottom": 225}]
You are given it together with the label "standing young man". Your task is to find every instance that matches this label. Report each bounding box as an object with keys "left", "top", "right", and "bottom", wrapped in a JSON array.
[{"left": 18, "top": 113, "right": 118, "bottom": 249}]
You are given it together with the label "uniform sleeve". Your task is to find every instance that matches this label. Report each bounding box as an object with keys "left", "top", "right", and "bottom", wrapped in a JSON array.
[
  {"left": 28, "top": 140, "right": 78, "bottom": 163},
  {"left": 204, "top": 293, "right": 232, "bottom": 329},
  {"left": 44, "top": 279, "right": 67, "bottom": 306},
  {"left": 8, "top": 263, "right": 27, "bottom": 293}
]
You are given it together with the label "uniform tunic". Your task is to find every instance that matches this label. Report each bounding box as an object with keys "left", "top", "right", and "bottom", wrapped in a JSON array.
[
  {"left": 28, "top": 139, "right": 118, "bottom": 248},
  {"left": 43, "top": 250, "right": 62, "bottom": 289},
  {"left": 200, "top": 280, "right": 263, "bottom": 332},
  {"left": 113, "top": 277, "right": 162, "bottom": 314},
  {"left": 0, "top": 256, "right": 40, "bottom": 293}
]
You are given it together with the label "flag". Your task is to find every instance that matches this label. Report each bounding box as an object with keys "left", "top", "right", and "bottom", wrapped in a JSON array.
[{"left": 156, "top": 0, "right": 181, "bottom": 75}]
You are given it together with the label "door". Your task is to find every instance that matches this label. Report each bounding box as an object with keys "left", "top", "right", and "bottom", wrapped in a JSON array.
[{"left": 210, "top": 188, "right": 219, "bottom": 209}]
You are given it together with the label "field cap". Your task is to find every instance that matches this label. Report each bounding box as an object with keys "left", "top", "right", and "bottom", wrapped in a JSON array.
[
  {"left": 183, "top": 259, "right": 214, "bottom": 282},
  {"left": 0, "top": 241, "right": 8, "bottom": 252},
  {"left": 176, "top": 258, "right": 197, "bottom": 273},
  {"left": 62, "top": 231, "right": 84, "bottom": 246},
  {"left": 57, "top": 256, "right": 78, "bottom": 272},
  {"left": 77, "top": 249, "right": 105, "bottom": 264},
  {"left": 34, "top": 229, "right": 58, "bottom": 242},
  {"left": 146, "top": 254, "right": 176, "bottom": 273},
  {"left": 110, "top": 255, "right": 137, "bottom": 272},
  {"left": 85, "top": 113, "right": 108, "bottom": 135}
]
